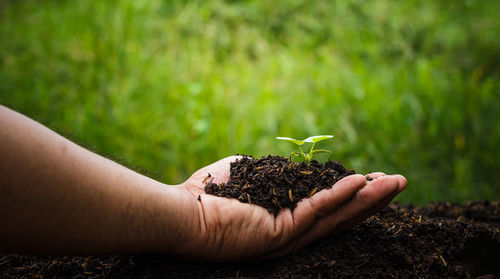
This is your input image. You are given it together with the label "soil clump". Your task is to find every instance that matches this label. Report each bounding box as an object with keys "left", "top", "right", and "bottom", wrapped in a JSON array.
[{"left": 205, "top": 155, "right": 355, "bottom": 215}]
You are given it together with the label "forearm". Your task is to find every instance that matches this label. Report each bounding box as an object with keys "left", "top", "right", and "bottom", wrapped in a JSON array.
[{"left": 0, "top": 105, "right": 193, "bottom": 255}]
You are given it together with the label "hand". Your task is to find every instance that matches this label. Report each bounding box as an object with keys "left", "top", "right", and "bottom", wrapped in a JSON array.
[{"left": 178, "top": 156, "right": 407, "bottom": 260}]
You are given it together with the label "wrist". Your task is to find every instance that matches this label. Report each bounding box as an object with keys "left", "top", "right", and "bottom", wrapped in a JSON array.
[{"left": 123, "top": 182, "right": 199, "bottom": 255}]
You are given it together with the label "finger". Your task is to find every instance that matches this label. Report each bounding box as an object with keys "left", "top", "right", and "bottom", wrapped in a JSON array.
[
  {"left": 188, "top": 156, "right": 242, "bottom": 186},
  {"left": 263, "top": 175, "right": 406, "bottom": 259},
  {"left": 330, "top": 175, "right": 407, "bottom": 234},
  {"left": 263, "top": 175, "right": 367, "bottom": 259},
  {"left": 333, "top": 185, "right": 402, "bottom": 233},
  {"left": 292, "top": 175, "right": 403, "bottom": 250},
  {"left": 289, "top": 174, "right": 367, "bottom": 237},
  {"left": 393, "top": 174, "right": 408, "bottom": 193},
  {"left": 201, "top": 156, "right": 242, "bottom": 184},
  {"left": 365, "top": 172, "right": 386, "bottom": 181}
]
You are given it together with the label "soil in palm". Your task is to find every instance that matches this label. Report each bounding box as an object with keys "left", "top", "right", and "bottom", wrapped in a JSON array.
[{"left": 204, "top": 155, "right": 356, "bottom": 215}]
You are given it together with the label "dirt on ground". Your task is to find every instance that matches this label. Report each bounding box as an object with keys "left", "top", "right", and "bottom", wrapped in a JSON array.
[{"left": 1, "top": 202, "right": 499, "bottom": 278}]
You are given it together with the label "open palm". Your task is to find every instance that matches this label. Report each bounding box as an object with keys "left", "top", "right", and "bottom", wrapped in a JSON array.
[{"left": 181, "top": 156, "right": 406, "bottom": 260}]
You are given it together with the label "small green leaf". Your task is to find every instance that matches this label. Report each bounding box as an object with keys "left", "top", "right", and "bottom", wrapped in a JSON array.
[
  {"left": 303, "top": 135, "right": 334, "bottom": 143},
  {"left": 276, "top": 137, "right": 305, "bottom": 146},
  {"left": 310, "top": 149, "right": 332, "bottom": 155}
]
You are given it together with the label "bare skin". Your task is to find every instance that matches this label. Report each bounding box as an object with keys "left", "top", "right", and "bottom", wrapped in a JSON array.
[{"left": 0, "top": 105, "right": 407, "bottom": 260}]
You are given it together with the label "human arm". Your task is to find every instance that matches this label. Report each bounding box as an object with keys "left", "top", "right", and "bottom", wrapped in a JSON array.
[
  {"left": 0, "top": 105, "right": 193, "bottom": 255},
  {"left": 0, "top": 105, "right": 407, "bottom": 259}
]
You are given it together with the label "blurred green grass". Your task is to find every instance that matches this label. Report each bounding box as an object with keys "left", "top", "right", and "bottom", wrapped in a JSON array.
[{"left": 1, "top": 0, "right": 499, "bottom": 204}]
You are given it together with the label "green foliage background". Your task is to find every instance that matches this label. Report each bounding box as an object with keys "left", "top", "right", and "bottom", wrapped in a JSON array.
[{"left": 1, "top": 0, "right": 499, "bottom": 204}]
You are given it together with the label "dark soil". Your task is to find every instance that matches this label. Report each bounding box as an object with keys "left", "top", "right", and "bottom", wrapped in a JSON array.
[
  {"left": 205, "top": 155, "right": 355, "bottom": 215},
  {"left": 1, "top": 202, "right": 499, "bottom": 278}
]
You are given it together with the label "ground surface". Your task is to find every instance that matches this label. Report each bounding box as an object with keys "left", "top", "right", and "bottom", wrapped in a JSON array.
[{"left": 1, "top": 201, "right": 499, "bottom": 279}]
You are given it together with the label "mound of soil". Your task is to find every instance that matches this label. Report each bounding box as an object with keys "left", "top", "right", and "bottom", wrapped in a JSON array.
[
  {"left": 1, "top": 202, "right": 499, "bottom": 278},
  {"left": 205, "top": 155, "right": 355, "bottom": 215}
]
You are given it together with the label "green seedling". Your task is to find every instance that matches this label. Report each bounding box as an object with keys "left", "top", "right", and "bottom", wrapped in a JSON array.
[{"left": 276, "top": 135, "right": 334, "bottom": 163}]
